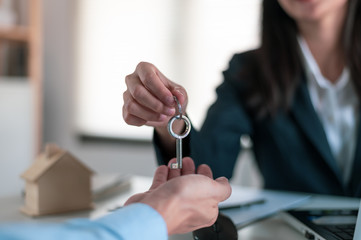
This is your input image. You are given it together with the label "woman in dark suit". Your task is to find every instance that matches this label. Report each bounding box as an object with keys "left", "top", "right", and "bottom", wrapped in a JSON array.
[{"left": 123, "top": 0, "right": 361, "bottom": 197}]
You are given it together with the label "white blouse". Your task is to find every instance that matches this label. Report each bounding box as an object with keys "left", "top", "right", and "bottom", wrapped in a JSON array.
[{"left": 298, "top": 36, "right": 359, "bottom": 185}]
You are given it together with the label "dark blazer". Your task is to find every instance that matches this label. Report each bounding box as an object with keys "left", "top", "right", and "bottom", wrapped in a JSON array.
[{"left": 155, "top": 51, "right": 361, "bottom": 197}]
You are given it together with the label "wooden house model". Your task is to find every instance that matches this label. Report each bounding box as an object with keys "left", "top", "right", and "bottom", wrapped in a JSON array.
[{"left": 21, "top": 144, "right": 94, "bottom": 216}]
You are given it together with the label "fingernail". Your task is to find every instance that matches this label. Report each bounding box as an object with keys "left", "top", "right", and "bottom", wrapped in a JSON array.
[
  {"left": 165, "top": 107, "right": 175, "bottom": 116},
  {"left": 165, "top": 96, "right": 175, "bottom": 106},
  {"left": 159, "top": 114, "right": 167, "bottom": 121},
  {"left": 175, "top": 88, "right": 184, "bottom": 97}
]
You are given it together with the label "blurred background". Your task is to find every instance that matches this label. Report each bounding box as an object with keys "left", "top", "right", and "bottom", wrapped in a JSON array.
[{"left": 0, "top": 0, "right": 262, "bottom": 197}]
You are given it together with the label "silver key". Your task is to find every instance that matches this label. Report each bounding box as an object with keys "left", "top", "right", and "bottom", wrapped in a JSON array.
[{"left": 167, "top": 96, "right": 191, "bottom": 169}]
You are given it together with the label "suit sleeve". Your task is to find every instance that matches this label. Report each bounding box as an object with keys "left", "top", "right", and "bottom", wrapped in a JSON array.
[
  {"left": 0, "top": 203, "right": 167, "bottom": 240},
  {"left": 154, "top": 54, "right": 254, "bottom": 178}
]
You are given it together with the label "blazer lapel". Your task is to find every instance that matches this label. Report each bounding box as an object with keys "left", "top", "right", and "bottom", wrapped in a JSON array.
[
  {"left": 347, "top": 107, "right": 361, "bottom": 196},
  {"left": 291, "top": 80, "right": 342, "bottom": 182}
]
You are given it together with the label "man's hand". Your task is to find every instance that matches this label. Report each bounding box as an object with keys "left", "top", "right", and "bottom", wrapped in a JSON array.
[{"left": 124, "top": 157, "right": 232, "bottom": 235}]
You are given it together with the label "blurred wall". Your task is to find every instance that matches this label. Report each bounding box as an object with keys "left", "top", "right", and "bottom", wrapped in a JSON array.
[
  {"left": 42, "top": 0, "right": 157, "bottom": 177},
  {"left": 0, "top": 81, "right": 34, "bottom": 197}
]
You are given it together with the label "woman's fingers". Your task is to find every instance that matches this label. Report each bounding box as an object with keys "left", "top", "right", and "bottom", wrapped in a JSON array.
[
  {"left": 134, "top": 62, "right": 175, "bottom": 107},
  {"left": 126, "top": 75, "right": 175, "bottom": 116},
  {"left": 123, "top": 90, "right": 168, "bottom": 126},
  {"left": 123, "top": 62, "right": 189, "bottom": 129}
]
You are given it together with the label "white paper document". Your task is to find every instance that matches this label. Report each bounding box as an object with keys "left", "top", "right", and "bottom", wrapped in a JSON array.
[{"left": 219, "top": 185, "right": 310, "bottom": 228}]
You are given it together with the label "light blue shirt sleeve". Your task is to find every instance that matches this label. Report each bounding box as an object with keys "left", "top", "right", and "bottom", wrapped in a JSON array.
[{"left": 0, "top": 203, "right": 168, "bottom": 240}]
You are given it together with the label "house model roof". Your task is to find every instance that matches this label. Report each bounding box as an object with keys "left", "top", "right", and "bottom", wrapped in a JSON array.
[{"left": 21, "top": 144, "right": 94, "bottom": 182}]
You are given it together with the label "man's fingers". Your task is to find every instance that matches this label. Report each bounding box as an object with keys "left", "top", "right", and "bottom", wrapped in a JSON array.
[
  {"left": 124, "top": 193, "right": 145, "bottom": 206},
  {"left": 181, "top": 157, "right": 196, "bottom": 175},
  {"left": 168, "top": 157, "right": 196, "bottom": 179},
  {"left": 213, "top": 177, "right": 232, "bottom": 202},
  {"left": 149, "top": 165, "right": 169, "bottom": 190},
  {"left": 197, "top": 164, "right": 213, "bottom": 178}
]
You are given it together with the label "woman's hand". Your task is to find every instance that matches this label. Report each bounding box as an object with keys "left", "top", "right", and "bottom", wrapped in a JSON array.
[{"left": 123, "top": 62, "right": 188, "bottom": 128}]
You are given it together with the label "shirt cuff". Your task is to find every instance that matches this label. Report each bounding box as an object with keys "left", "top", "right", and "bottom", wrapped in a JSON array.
[{"left": 96, "top": 203, "right": 168, "bottom": 240}]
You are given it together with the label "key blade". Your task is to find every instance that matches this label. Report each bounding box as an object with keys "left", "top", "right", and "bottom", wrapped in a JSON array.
[
  {"left": 176, "top": 138, "right": 182, "bottom": 169},
  {"left": 170, "top": 163, "right": 179, "bottom": 169}
]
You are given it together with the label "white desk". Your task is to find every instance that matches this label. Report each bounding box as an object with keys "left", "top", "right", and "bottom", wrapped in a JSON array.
[{"left": 0, "top": 176, "right": 359, "bottom": 240}]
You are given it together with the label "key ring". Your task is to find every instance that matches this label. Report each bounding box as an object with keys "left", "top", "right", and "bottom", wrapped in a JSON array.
[
  {"left": 168, "top": 115, "right": 191, "bottom": 139},
  {"left": 167, "top": 96, "right": 191, "bottom": 139}
]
